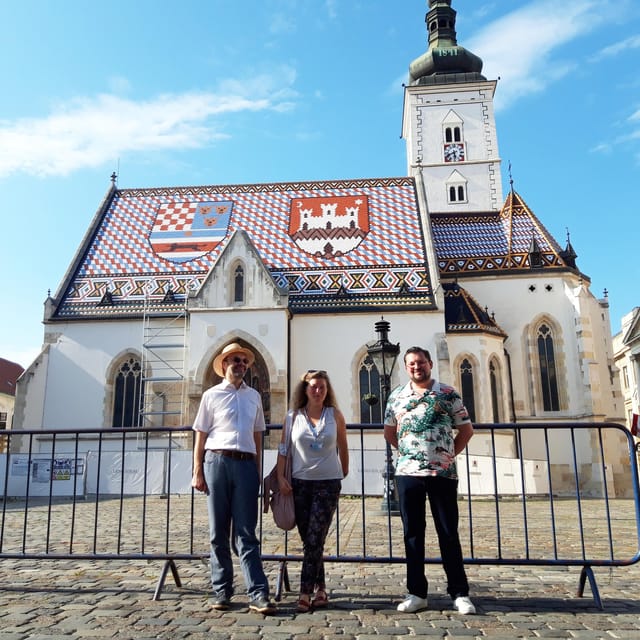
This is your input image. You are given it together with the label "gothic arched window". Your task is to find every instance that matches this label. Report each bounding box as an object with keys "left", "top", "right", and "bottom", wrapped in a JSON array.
[
  {"left": 112, "top": 356, "right": 144, "bottom": 428},
  {"left": 537, "top": 324, "right": 560, "bottom": 411},
  {"left": 234, "top": 264, "right": 244, "bottom": 303},
  {"left": 460, "top": 358, "right": 476, "bottom": 422},
  {"left": 359, "top": 354, "right": 382, "bottom": 424},
  {"left": 489, "top": 360, "right": 501, "bottom": 423}
]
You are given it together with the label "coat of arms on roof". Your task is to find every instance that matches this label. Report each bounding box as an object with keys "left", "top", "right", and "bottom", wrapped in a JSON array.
[
  {"left": 288, "top": 195, "right": 369, "bottom": 258},
  {"left": 148, "top": 200, "right": 233, "bottom": 263}
]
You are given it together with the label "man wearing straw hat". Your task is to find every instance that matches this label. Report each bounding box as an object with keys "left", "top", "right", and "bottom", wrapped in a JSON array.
[{"left": 192, "top": 342, "right": 276, "bottom": 615}]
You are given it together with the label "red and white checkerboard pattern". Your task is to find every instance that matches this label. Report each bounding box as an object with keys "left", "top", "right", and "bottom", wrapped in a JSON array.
[
  {"left": 153, "top": 202, "right": 197, "bottom": 232},
  {"left": 67, "top": 178, "right": 436, "bottom": 311}
]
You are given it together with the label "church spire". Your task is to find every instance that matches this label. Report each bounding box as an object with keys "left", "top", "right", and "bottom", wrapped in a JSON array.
[{"left": 409, "top": 0, "right": 486, "bottom": 85}]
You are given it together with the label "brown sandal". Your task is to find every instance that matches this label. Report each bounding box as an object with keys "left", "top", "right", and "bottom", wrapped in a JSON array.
[
  {"left": 312, "top": 590, "right": 328, "bottom": 608},
  {"left": 296, "top": 596, "right": 311, "bottom": 613}
]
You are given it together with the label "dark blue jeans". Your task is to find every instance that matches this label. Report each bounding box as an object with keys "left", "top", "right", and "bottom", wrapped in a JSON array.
[
  {"left": 396, "top": 474, "right": 469, "bottom": 600},
  {"left": 203, "top": 451, "right": 270, "bottom": 602}
]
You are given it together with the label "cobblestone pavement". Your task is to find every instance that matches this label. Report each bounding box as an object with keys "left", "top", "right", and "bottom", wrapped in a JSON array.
[{"left": 1, "top": 497, "right": 639, "bottom": 639}]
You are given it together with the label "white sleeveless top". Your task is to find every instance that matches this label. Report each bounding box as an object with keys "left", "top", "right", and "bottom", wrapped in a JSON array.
[{"left": 290, "top": 407, "right": 344, "bottom": 481}]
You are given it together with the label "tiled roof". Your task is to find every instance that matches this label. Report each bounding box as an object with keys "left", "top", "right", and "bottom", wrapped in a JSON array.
[
  {"left": 0, "top": 358, "right": 24, "bottom": 397},
  {"left": 443, "top": 283, "right": 507, "bottom": 337},
  {"left": 431, "top": 190, "right": 577, "bottom": 277},
  {"left": 53, "top": 177, "right": 436, "bottom": 317}
]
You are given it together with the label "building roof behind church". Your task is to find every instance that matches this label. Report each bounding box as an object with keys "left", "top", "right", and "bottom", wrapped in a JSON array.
[
  {"left": 52, "top": 177, "right": 436, "bottom": 318},
  {"left": 431, "top": 190, "right": 586, "bottom": 278},
  {"left": 0, "top": 358, "right": 24, "bottom": 398}
]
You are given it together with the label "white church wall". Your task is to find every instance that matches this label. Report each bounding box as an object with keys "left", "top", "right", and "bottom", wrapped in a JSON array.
[
  {"left": 289, "top": 310, "right": 446, "bottom": 423},
  {"left": 188, "top": 308, "right": 288, "bottom": 382},
  {"left": 37, "top": 321, "right": 143, "bottom": 429},
  {"left": 14, "top": 348, "right": 49, "bottom": 431},
  {"left": 573, "top": 286, "right": 622, "bottom": 421},
  {"left": 458, "top": 273, "right": 590, "bottom": 418}
]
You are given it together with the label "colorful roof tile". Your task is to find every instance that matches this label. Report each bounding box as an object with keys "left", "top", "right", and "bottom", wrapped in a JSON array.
[
  {"left": 443, "top": 283, "right": 506, "bottom": 337},
  {"left": 52, "top": 177, "right": 436, "bottom": 317},
  {"left": 431, "top": 190, "right": 583, "bottom": 278}
]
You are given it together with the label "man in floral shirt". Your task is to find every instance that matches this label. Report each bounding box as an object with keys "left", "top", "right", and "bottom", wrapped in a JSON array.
[{"left": 384, "top": 346, "right": 475, "bottom": 615}]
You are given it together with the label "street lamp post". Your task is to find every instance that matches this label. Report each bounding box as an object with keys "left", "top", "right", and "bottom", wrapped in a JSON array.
[{"left": 366, "top": 318, "right": 400, "bottom": 514}]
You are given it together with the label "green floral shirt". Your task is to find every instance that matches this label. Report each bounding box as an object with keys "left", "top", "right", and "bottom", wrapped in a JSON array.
[{"left": 384, "top": 380, "right": 471, "bottom": 479}]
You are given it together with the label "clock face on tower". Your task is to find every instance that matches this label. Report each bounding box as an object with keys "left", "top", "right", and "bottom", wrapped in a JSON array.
[{"left": 444, "top": 143, "right": 465, "bottom": 163}]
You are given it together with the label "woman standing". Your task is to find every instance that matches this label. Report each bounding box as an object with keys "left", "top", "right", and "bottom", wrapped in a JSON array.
[{"left": 276, "top": 370, "right": 349, "bottom": 613}]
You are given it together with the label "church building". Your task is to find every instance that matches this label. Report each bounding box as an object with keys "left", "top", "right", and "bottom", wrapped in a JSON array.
[{"left": 14, "top": 1, "right": 625, "bottom": 492}]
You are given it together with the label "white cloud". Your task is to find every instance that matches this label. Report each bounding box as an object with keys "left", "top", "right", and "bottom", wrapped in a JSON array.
[
  {"left": 0, "top": 70, "right": 298, "bottom": 178},
  {"left": 107, "top": 75, "right": 132, "bottom": 94},
  {"left": 466, "top": 0, "right": 613, "bottom": 110},
  {"left": 594, "top": 33, "right": 640, "bottom": 59},
  {"left": 325, "top": 0, "right": 337, "bottom": 19},
  {"left": 629, "top": 109, "right": 640, "bottom": 122},
  {"left": 269, "top": 12, "right": 296, "bottom": 35}
]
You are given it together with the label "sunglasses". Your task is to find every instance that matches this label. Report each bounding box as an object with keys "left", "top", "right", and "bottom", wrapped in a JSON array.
[
  {"left": 303, "top": 369, "right": 327, "bottom": 380},
  {"left": 228, "top": 356, "right": 250, "bottom": 365}
]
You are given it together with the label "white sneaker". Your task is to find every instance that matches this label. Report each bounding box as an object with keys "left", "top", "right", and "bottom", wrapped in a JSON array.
[
  {"left": 454, "top": 596, "right": 476, "bottom": 614},
  {"left": 397, "top": 594, "right": 429, "bottom": 612}
]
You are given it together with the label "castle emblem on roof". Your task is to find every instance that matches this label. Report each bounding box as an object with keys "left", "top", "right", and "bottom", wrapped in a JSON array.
[
  {"left": 148, "top": 200, "right": 233, "bottom": 263},
  {"left": 288, "top": 195, "right": 370, "bottom": 258}
]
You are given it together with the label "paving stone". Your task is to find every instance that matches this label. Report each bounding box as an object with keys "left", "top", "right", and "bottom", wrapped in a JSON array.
[{"left": 1, "top": 499, "right": 640, "bottom": 639}]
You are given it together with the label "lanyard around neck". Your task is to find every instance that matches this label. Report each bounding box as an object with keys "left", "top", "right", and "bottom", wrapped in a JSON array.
[{"left": 303, "top": 407, "right": 325, "bottom": 439}]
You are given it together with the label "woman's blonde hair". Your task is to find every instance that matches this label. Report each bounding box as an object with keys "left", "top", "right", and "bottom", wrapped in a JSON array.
[{"left": 291, "top": 370, "right": 338, "bottom": 410}]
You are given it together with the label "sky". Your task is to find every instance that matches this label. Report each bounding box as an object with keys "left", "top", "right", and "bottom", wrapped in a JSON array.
[{"left": 1, "top": 0, "right": 639, "bottom": 369}]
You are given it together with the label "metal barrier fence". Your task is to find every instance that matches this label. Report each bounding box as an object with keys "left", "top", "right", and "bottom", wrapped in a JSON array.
[{"left": 0, "top": 422, "right": 638, "bottom": 609}]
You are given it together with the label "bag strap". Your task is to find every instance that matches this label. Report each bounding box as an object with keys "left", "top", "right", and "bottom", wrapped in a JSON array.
[
  {"left": 283, "top": 410, "right": 295, "bottom": 475},
  {"left": 280, "top": 410, "right": 295, "bottom": 446}
]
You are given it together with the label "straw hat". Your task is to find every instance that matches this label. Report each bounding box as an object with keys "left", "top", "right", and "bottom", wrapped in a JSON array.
[{"left": 212, "top": 342, "right": 255, "bottom": 376}]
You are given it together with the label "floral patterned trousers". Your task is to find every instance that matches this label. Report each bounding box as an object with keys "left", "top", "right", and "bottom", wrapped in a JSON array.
[{"left": 292, "top": 477, "right": 341, "bottom": 595}]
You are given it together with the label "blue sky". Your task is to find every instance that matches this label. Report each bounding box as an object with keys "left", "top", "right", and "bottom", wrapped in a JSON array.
[{"left": 1, "top": 0, "right": 639, "bottom": 368}]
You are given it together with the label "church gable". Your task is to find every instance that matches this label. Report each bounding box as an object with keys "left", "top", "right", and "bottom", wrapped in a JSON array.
[
  {"left": 50, "top": 177, "right": 435, "bottom": 319},
  {"left": 193, "top": 230, "right": 288, "bottom": 309},
  {"left": 431, "top": 189, "right": 586, "bottom": 278}
]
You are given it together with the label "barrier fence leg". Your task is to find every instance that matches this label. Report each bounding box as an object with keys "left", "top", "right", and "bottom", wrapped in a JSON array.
[
  {"left": 153, "top": 559, "right": 183, "bottom": 601},
  {"left": 577, "top": 565, "right": 603, "bottom": 610},
  {"left": 274, "top": 561, "right": 290, "bottom": 602}
]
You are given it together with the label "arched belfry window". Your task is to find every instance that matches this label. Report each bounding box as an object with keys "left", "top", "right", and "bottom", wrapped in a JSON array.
[
  {"left": 448, "top": 185, "right": 466, "bottom": 202},
  {"left": 460, "top": 358, "right": 476, "bottom": 422},
  {"left": 359, "top": 354, "right": 382, "bottom": 424},
  {"left": 233, "top": 263, "right": 244, "bottom": 303},
  {"left": 537, "top": 324, "right": 560, "bottom": 411},
  {"left": 444, "top": 126, "right": 462, "bottom": 142},
  {"left": 112, "top": 356, "right": 144, "bottom": 428},
  {"left": 446, "top": 171, "right": 468, "bottom": 204}
]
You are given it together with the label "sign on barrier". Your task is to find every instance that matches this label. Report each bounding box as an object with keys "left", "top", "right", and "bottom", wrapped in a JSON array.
[{"left": 0, "top": 454, "right": 86, "bottom": 497}]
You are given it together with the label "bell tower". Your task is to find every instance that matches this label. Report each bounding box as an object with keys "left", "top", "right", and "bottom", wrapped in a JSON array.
[{"left": 402, "top": 0, "right": 503, "bottom": 213}]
